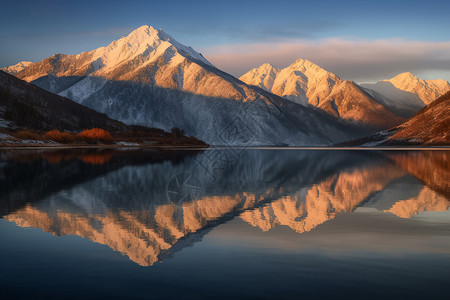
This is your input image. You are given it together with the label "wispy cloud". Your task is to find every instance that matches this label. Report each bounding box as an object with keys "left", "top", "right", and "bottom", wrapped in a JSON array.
[{"left": 201, "top": 38, "right": 450, "bottom": 82}]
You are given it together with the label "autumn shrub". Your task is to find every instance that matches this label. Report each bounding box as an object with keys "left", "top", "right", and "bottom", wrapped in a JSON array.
[
  {"left": 78, "top": 128, "right": 112, "bottom": 143},
  {"left": 15, "top": 130, "right": 41, "bottom": 140},
  {"left": 43, "top": 129, "right": 75, "bottom": 143}
]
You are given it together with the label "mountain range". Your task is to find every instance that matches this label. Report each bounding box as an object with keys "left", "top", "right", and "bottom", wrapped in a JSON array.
[
  {"left": 2, "top": 25, "right": 449, "bottom": 146},
  {"left": 2, "top": 26, "right": 356, "bottom": 146},
  {"left": 240, "top": 60, "right": 450, "bottom": 124},
  {"left": 240, "top": 60, "right": 404, "bottom": 129}
]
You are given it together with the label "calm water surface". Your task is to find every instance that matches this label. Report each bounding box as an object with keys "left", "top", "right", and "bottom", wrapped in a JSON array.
[{"left": 0, "top": 148, "right": 449, "bottom": 299}]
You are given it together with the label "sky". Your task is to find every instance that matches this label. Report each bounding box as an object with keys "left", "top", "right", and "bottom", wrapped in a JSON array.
[{"left": 1, "top": 0, "right": 449, "bottom": 82}]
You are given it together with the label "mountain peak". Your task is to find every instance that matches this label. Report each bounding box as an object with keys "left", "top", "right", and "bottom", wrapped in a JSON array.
[
  {"left": 13, "top": 25, "right": 213, "bottom": 82},
  {"left": 287, "top": 58, "right": 341, "bottom": 83},
  {"left": 113, "top": 25, "right": 167, "bottom": 50},
  {"left": 291, "top": 58, "right": 320, "bottom": 69},
  {"left": 126, "top": 25, "right": 168, "bottom": 42},
  {"left": 384, "top": 72, "right": 450, "bottom": 104},
  {"left": 389, "top": 72, "right": 419, "bottom": 82},
  {"left": 112, "top": 25, "right": 212, "bottom": 66},
  {"left": 1, "top": 61, "right": 33, "bottom": 75},
  {"left": 239, "top": 63, "right": 280, "bottom": 92},
  {"left": 259, "top": 63, "right": 278, "bottom": 70},
  {"left": 289, "top": 59, "right": 337, "bottom": 77}
]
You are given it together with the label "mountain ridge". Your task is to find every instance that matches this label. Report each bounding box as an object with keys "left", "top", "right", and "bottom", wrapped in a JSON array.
[
  {"left": 360, "top": 72, "right": 450, "bottom": 118},
  {"left": 340, "top": 91, "right": 450, "bottom": 146},
  {"left": 0, "top": 70, "right": 126, "bottom": 132},
  {"left": 5, "top": 25, "right": 359, "bottom": 146},
  {"left": 240, "top": 59, "right": 405, "bottom": 130}
]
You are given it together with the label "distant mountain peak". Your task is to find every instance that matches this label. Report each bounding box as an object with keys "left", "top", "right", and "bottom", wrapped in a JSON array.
[
  {"left": 239, "top": 63, "right": 280, "bottom": 92},
  {"left": 391, "top": 72, "right": 417, "bottom": 79},
  {"left": 383, "top": 72, "right": 450, "bottom": 104},
  {"left": 386, "top": 72, "right": 421, "bottom": 85},
  {"left": 258, "top": 63, "right": 279, "bottom": 71},
  {"left": 288, "top": 59, "right": 341, "bottom": 82},
  {"left": 292, "top": 58, "right": 317, "bottom": 67},
  {"left": 1, "top": 61, "right": 33, "bottom": 75}
]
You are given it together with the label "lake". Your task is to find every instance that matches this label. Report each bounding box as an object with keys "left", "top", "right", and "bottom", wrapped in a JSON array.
[{"left": 0, "top": 148, "right": 449, "bottom": 299}]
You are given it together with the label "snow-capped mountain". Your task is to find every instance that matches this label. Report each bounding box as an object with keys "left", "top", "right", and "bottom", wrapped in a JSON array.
[
  {"left": 360, "top": 72, "right": 450, "bottom": 117},
  {"left": 9, "top": 26, "right": 357, "bottom": 145},
  {"left": 1, "top": 61, "right": 32, "bottom": 76},
  {"left": 239, "top": 63, "right": 280, "bottom": 92},
  {"left": 385, "top": 72, "right": 450, "bottom": 104},
  {"left": 240, "top": 59, "right": 404, "bottom": 129}
]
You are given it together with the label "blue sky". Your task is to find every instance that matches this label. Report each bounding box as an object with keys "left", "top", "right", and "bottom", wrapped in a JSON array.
[{"left": 1, "top": 0, "right": 449, "bottom": 81}]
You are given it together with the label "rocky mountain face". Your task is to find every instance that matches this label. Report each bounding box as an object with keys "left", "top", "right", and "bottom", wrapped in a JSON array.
[
  {"left": 5, "top": 26, "right": 359, "bottom": 146},
  {"left": 360, "top": 72, "right": 450, "bottom": 117},
  {"left": 350, "top": 92, "right": 450, "bottom": 146},
  {"left": 386, "top": 91, "right": 450, "bottom": 145},
  {"left": 240, "top": 59, "right": 405, "bottom": 130},
  {"left": 0, "top": 70, "right": 127, "bottom": 132}
]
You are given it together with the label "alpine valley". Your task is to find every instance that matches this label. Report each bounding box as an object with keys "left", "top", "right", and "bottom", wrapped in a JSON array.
[{"left": 2, "top": 25, "right": 450, "bottom": 146}]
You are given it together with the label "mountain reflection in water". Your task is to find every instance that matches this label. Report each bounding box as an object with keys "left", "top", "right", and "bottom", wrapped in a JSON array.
[{"left": 0, "top": 149, "right": 448, "bottom": 267}]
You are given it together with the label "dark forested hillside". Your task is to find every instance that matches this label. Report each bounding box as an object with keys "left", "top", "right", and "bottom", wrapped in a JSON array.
[{"left": 0, "top": 70, "right": 127, "bottom": 132}]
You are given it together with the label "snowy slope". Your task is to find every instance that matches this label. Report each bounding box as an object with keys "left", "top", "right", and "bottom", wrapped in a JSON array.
[
  {"left": 239, "top": 63, "right": 280, "bottom": 92},
  {"left": 360, "top": 81, "right": 426, "bottom": 118},
  {"left": 240, "top": 59, "right": 404, "bottom": 129},
  {"left": 11, "top": 25, "right": 358, "bottom": 146}
]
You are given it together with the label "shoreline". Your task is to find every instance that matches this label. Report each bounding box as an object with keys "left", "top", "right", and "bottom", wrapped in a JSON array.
[{"left": 0, "top": 145, "right": 448, "bottom": 151}]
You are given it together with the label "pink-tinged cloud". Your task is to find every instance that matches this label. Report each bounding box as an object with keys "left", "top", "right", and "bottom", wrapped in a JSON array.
[{"left": 200, "top": 38, "right": 450, "bottom": 82}]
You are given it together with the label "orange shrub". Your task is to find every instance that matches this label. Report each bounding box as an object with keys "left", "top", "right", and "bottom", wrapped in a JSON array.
[
  {"left": 43, "top": 130, "right": 75, "bottom": 143},
  {"left": 78, "top": 128, "right": 112, "bottom": 142},
  {"left": 15, "top": 130, "right": 42, "bottom": 140}
]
